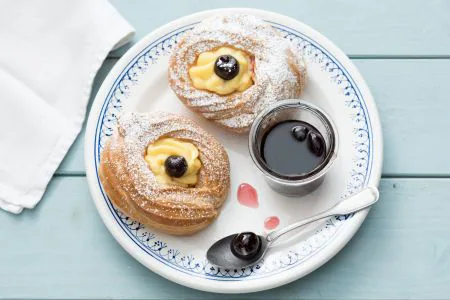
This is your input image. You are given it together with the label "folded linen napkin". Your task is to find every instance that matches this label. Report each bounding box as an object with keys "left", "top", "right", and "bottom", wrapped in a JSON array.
[{"left": 0, "top": 0, "right": 134, "bottom": 213}]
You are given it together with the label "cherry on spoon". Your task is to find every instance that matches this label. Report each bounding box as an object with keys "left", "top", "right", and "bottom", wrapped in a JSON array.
[{"left": 206, "top": 186, "right": 379, "bottom": 269}]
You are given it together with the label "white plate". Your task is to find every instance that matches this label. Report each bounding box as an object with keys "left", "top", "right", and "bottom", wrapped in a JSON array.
[{"left": 85, "top": 8, "right": 382, "bottom": 293}]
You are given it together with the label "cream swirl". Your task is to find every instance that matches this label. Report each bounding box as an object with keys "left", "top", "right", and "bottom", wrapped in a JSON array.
[
  {"left": 189, "top": 46, "right": 253, "bottom": 95},
  {"left": 145, "top": 138, "right": 202, "bottom": 187},
  {"left": 168, "top": 14, "right": 307, "bottom": 133}
]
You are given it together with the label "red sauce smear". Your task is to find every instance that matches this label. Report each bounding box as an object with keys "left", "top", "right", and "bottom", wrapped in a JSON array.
[
  {"left": 237, "top": 183, "right": 259, "bottom": 208},
  {"left": 264, "top": 216, "right": 280, "bottom": 230}
]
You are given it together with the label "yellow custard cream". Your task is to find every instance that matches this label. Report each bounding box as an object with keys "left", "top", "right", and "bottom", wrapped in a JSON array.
[
  {"left": 145, "top": 138, "right": 202, "bottom": 187},
  {"left": 189, "top": 47, "right": 253, "bottom": 95}
]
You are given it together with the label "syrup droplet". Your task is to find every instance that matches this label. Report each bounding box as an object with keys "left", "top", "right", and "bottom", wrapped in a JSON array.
[
  {"left": 237, "top": 183, "right": 259, "bottom": 208},
  {"left": 264, "top": 216, "right": 280, "bottom": 230}
]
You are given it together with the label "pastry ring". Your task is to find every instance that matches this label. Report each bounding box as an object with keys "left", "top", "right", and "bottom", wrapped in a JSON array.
[
  {"left": 99, "top": 112, "right": 230, "bottom": 235},
  {"left": 169, "top": 14, "right": 307, "bottom": 133}
]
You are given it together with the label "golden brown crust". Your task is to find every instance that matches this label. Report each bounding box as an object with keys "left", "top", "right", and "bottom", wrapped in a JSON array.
[
  {"left": 168, "top": 14, "right": 307, "bottom": 133},
  {"left": 99, "top": 112, "right": 230, "bottom": 235}
]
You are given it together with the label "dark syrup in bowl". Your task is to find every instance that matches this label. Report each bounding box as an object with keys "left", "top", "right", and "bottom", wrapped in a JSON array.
[{"left": 261, "top": 120, "right": 326, "bottom": 178}]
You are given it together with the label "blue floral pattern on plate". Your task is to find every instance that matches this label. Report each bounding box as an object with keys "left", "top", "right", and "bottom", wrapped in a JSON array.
[{"left": 93, "top": 22, "right": 372, "bottom": 280}]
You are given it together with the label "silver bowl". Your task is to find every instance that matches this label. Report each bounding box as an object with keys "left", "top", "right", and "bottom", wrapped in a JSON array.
[{"left": 249, "top": 99, "right": 339, "bottom": 196}]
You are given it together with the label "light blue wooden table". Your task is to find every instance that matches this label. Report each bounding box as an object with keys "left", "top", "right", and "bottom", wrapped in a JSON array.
[{"left": 2, "top": 1, "right": 450, "bottom": 299}]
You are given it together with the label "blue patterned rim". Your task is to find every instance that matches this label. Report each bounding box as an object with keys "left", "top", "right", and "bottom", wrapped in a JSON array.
[{"left": 93, "top": 21, "right": 373, "bottom": 281}]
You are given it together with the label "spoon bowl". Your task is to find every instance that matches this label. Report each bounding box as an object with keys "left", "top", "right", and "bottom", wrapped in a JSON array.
[
  {"left": 206, "top": 234, "right": 269, "bottom": 269},
  {"left": 206, "top": 186, "right": 379, "bottom": 269}
]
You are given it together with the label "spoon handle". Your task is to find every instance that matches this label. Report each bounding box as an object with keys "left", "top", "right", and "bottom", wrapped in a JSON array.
[{"left": 265, "top": 186, "right": 379, "bottom": 243}]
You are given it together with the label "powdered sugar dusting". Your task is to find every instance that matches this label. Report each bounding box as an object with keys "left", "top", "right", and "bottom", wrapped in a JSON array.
[
  {"left": 101, "top": 112, "right": 230, "bottom": 222},
  {"left": 168, "top": 14, "right": 306, "bottom": 132}
]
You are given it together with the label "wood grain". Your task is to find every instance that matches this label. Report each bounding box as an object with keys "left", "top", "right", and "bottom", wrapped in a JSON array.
[
  {"left": 56, "top": 59, "right": 450, "bottom": 176},
  {"left": 108, "top": 0, "right": 450, "bottom": 57},
  {"left": 0, "top": 177, "right": 448, "bottom": 299},
  {"left": 3, "top": 2, "right": 449, "bottom": 299}
]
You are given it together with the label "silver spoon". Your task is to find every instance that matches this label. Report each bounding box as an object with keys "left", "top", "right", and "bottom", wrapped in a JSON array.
[{"left": 206, "top": 186, "right": 379, "bottom": 269}]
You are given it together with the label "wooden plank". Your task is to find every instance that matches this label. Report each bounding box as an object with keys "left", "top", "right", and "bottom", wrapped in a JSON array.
[
  {"left": 355, "top": 59, "right": 450, "bottom": 176},
  {"left": 56, "top": 58, "right": 450, "bottom": 176},
  {"left": 109, "top": 0, "right": 450, "bottom": 57},
  {"left": 0, "top": 177, "right": 449, "bottom": 299}
]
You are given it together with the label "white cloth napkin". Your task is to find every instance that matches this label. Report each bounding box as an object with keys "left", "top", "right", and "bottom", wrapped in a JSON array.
[{"left": 0, "top": 0, "right": 134, "bottom": 213}]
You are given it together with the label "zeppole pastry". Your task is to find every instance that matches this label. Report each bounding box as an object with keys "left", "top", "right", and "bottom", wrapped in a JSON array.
[
  {"left": 168, "top": 14, "right": 307, "bottom": 133},
  {"left": 99, "top": 112, "right": 230, "bottom": 235}
]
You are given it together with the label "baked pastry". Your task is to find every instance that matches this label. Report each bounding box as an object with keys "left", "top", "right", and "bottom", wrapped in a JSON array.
[
  {"left": 99, "top": 112, "right": 230, "bottom": 235},
  {"left": 168, "top": 14, "right": 306, "bottom": 133}
]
